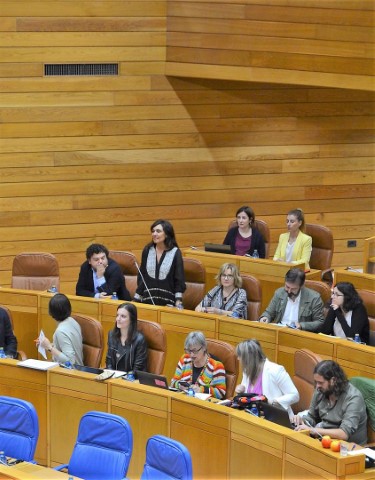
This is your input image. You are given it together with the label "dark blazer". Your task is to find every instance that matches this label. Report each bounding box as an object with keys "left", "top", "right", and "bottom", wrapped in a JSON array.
[
  {"left": 0, "top": 307, "right": 17, "bottom": 358},
  {"left": 76, "top": 258, "right": 131, "bottom": 300},
  {"left": 223, "top": 227, "right": 266, "bottom": 258},
  {"left": 105, "top": 330, "right": 147, "bottom": 373},
  {"left": 321, "top": 303, "right": 369, "bottom": 345}
]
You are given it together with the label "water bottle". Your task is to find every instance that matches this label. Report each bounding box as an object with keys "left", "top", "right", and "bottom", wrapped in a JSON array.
[
  {"left": 250, "top": 403, "right": 259, "bottom": 416},
  {"left": 0, "top": 347, "right": 6, "bottom": 359},
  {"left": 187, "top": 386, "right": 195, "bottom": 397},
  {"left": 49, "top": 285, "right": 58, "bottom": 294},
  {"left": 290, "top": 321, "right": 296, "bottom": 329},
  {"left": 126, "top": 371, "right": 135, "bottom": 382},
  {"left": 252, "top": 249, "right": 259, "bottom": 259},
  {"left": 64, "top": 361, "right": 73, "bottom": 369},
  {"left": 111, "top": 292, "right": 118, "bottom": 301},
  {"left": 354, "top": 334, "right": 361, "bottom": 344},
  {"left": 230, "top": 311, "right": 240, "bottom": 318},
  {"left": 0, "top": 451, "right": 6, "bottom": 465},
  {"left": 176, "top": 303, "right": 184, "bottom": 310}
]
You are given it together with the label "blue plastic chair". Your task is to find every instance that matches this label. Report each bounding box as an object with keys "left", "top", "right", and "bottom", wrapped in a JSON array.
[
  {"left": 0, "top": 396, "right": 39, "bottom": 462},
  {"left": 55, "top": 411, "right": 133, "bottom": 480},
  {"left": 141, "top": 434, "right": 193, "bottom": 480}
]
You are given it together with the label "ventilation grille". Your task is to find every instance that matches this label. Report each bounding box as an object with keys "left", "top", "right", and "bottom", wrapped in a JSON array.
[{"left": 44, "top": 63, "right": 118, "bottom": 76}]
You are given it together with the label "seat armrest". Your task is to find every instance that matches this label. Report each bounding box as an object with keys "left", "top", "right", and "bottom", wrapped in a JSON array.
[
  {"left": 321, "top": 268, "right": 334, "bottom": 285},
  {"left": 54, "top": 464, "right": 68, "bottom": 472}
]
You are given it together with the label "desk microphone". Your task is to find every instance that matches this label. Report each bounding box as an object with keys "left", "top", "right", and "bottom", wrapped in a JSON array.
[{"left": 134, "top": 260, "right": 156, "bottom": 306}]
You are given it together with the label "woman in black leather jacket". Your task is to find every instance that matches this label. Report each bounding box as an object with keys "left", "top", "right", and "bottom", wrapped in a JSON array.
[{"left": 105, "top": 303, "right": 147, "bottom": 373}]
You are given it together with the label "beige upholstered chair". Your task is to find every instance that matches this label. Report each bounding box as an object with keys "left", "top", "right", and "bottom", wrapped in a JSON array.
[
  {"left": 11, "top": 252, "right": 60, "bottom": 291},
  {"left": 109, "top": 250, "right": 138, "bottom": 299},
  {"left": 137, "top": 319, "right": 166, "bottom": 375},
  {"left": 72, "top": 314, "right": 104, "bottom": 368},
  {"left": 292, "top": 349, "right": 322, "bottom": 413},
  {"left": 182, "top": 257, "right": 206, "bottom": 310},
  {"left": 206, "top": 338, "right": 238, "bottom": 399},
  {"left": 241, "top": 274, "right": 262, "bottom": 321},
  {"left": 305, "top": 224, "right": 334, "bottom": 283}
]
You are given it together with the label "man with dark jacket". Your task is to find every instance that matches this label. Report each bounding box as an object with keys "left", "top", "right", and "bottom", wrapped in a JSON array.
[{"left": 76, "top": 243, "right": 131, "bottom": 300}]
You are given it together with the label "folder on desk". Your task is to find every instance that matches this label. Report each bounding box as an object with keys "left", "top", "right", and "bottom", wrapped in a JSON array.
[{"left": 18, "top": 359, "right": 59, "bottom": 371}]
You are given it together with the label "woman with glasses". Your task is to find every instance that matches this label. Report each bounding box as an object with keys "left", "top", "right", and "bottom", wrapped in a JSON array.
[
  {"left": 235, "top": 339, "right": 299, "bottom": 418},
  {"left": 321, "top": 282, "right": 369, "bottom": 344},
  {"left": 170, "top": 331, "right": 226, "bottom": 399},
  {"left": 223, "top": 205, "right": 266, "bottom": 258},
  {"left": 195, "top": 263, "right": 248, "bottom": 319}
]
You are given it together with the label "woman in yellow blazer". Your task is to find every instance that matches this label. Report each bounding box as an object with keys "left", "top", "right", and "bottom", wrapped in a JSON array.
[{"left": 273, "top": 208, "right": 312, "bottom": 270}]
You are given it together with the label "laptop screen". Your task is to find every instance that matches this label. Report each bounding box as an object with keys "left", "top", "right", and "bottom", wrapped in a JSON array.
[
  {"left": 204, "top": 243, "right": 232, "bottom": 254},
  {"left": 136, "top": 370, "right": 169, "bottom": 389}
]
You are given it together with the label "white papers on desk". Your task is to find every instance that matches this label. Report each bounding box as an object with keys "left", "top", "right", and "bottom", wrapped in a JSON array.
[
  {"left": 348, "top": 448, "right": 375, "bottom": 460},
  {"left": 194, "top": 393, "right": 211, "bottom": 401},
  {"left": 18, "top": 359, "right": 59, "bottom": 370},
  {"left": 37, "top": 329, "right": 47, "bottom": 359}
]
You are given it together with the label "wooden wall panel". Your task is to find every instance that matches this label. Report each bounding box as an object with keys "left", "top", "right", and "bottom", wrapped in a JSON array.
[
  {"left": 166, "top": 0, "right": 375, "bottom": 90},
  {"left": 0, "top": 0, "right": 372, "bottom": 294}
]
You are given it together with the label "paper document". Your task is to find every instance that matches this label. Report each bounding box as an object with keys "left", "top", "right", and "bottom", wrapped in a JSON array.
[
  {"left": 348, "top": 448, "right": 375, "bottom": 460},
  {"left": 37, "top": 329, "right": 47, "bottom": 359},
  {"left": 18, "top": 359, "right": 59, "bottom": 370},
  {"left": 194, "top": 393, "right": 211, "bottom": 401}
]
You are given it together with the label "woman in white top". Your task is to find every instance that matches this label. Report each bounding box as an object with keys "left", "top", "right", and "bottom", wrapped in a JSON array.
[
  {"left": 273, "top": 208, "right": 312, "bottom": 270},
  {"left": 235, "top": 339, "right": 299, "bottom": 418}
]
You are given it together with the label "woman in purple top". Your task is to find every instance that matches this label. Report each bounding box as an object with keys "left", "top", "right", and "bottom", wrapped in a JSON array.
[
  {"left": 235, "top": 339, "right": 299, "bottom": 418},
  {"left": 223, "top": 206, "right": 266, "bottom": 258}
]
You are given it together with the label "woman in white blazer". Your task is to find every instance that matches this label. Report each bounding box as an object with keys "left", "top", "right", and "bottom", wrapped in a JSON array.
[{"left": 235, "top": 339, "right": 299, "bottom": 418}]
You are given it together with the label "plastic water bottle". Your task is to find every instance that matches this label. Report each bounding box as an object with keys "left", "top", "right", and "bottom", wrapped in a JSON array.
[
  {"left": 250, "top": 403, "right": 259, "bottom": 416},
  {"left": 0, "top": 347, "right": 6, "bottom": 359},
  {"left": 252, "top": 250, "right": 259, "bottom": 259},
  {"left": 126, "top": 371, "right": 135, "bottom": 382},
  {"left": 111, "top": 292, "right": 118, "bottom": 301},
  {"left": 64, "top": 361, "right": 73, "bottom": 369},
  {"left": 187, "top": 386, "right": 195, "bottom": 397},
  {"left": 290, "top": 321, "right": 296, "bottom": 329},
  {"left": 49, "top": 285, "right": 58, "bottom": 294},
  {"left": 354, "top": 334, "right": 361, "bottom": 344},
  {"left": 230, "top": 311, "right": 240, "bottom": 318},
  {"left": 176, "top": 303, "right": 184, "bottom": 310},
  {"left": 0, "top": 451, "right": 6, "bottom": 465}
]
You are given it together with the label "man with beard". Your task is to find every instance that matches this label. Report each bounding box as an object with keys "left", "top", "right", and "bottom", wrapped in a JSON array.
[
  {"left": 76, "top": 243, "right": 131, "bottom": 300},
  {"left": 258, "top": 268, "right": 324, "bottom": 331},
  {"left": 293, "top": 360, "right": 367, "bottom": 444}
]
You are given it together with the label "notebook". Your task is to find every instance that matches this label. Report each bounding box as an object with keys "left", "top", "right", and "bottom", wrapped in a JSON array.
[
  {"left": 204, "top": 243, "right": 232, "bottom": 254},
  {"left": 136, "top": 370, "right": 177, "bottom": 391},
  {"left": 260, "top": 401, "right": 295, "bottom": 429}
]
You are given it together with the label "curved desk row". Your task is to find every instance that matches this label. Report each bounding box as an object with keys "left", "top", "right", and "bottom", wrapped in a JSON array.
[{"left": 0, "top": 360, "right": 368, "bottom": 480}]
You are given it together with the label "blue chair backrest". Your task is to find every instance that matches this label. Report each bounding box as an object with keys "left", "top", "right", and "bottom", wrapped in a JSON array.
[
  {"left": 0, "top": 396, "right": 39, "bottom": 461},
  {"left": 141, "top": 435, "right": 193, "bottom": 480},
  {"left": 68, "top": 411, "right": 133, "bottom": 480}
]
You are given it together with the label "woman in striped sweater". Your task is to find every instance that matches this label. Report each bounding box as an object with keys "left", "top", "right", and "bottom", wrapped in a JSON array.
[{"left": 170, "top": 331, "right": 226, "bottom": 399}]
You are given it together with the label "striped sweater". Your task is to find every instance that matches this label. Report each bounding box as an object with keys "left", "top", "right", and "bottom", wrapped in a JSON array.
[{"left": 171, "top": 354, "right": 226, "bottom": 399}]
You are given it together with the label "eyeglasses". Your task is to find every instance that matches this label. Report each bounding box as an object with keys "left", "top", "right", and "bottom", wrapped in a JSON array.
[
  {"left": 221, "top": 274, "right": 234, "bottom": 279},
  {"left": 331, "top": 291, "right": 344, "bottom": 297},
  {"left": 184, "top": 347, "right": 202, "bottom": 355}
]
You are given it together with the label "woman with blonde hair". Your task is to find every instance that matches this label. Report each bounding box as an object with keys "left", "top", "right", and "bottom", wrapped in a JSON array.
[
  {"left": 273, "top": 208, "right": 312, "bottom": 270},
  {"left": 195, "top": 263, "right": 247, "bottom": 319}
]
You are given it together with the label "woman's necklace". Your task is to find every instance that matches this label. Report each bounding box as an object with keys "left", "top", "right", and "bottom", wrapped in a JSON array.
[{"left": 223, "top": 287, "right": 236, "bottom": 303}]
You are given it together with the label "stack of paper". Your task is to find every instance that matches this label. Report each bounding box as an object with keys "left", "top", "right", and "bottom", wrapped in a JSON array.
[{"left": 17, "top": 359, "right": 59, "bottom": 371}]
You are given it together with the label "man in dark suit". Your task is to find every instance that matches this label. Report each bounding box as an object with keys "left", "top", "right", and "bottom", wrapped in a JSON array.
[
  {"left": 76, "top": 244, "right": 131, "bottom": 300},
  {"left": 0, "top": 308, "right": 17, "bottom": 358}
]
